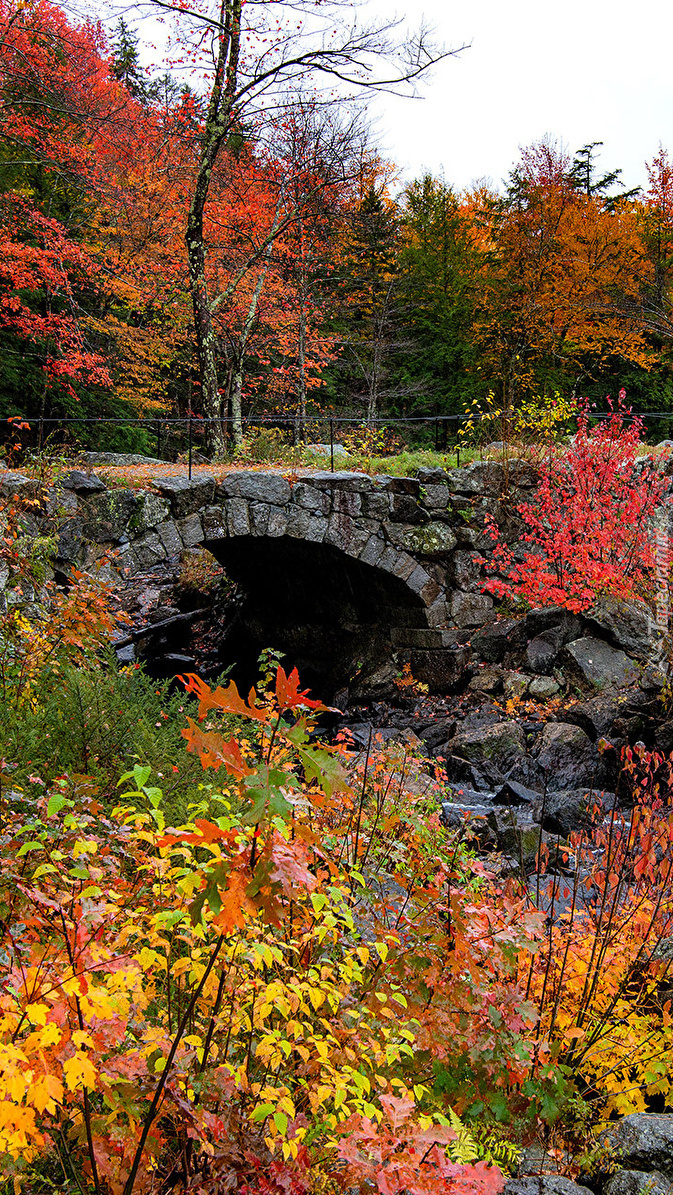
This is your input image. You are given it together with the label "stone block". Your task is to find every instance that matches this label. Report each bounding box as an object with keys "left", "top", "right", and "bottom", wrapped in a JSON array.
[
  {"left": 286, "top": 507, "right": 327, "bottom": 542},
  {"left": 448, "top": 549, "right": 483, "bottom": 590},
  {"left": 266, "top": 507, "right": 288, "bottom": 537},
  {"left": 249, "top": 503, "right": 271, "bottom": 535},
  {"left": 303, "top": 471, "right": 372, "bottom": 491},
  {"left": 60, "top": 470, "right": 106, "bottom": 494},
  {"left": 359, "top": 535, "right": 386, "bottom": 567},
  {"left": 225, "top": 498, "right": 250, "bottom": 537},
  {"left": 291, "top": 483, "right": 330, "bottom": 515},
  {"left": 82, "top": 489, "right": 140, "bottom": 541},
  {"left": 385, "top": 521, "right": 457, "bottom": 556},
  {"left": 388, "top": 493, "right": 429, "bottom": 523},
  {"left": 202, "top": 506, "right": 227, "bottom": 540},
  {"left": 218, "top": 470, "right": 291, "bottom": 505},
  {"left": 177, "top": 513, "right": 204, "bottom": 547},
  {"left": 565, "top": 636, "right": 640, "bottom": 690},
  {"left": 421, "top": 484, "right": 450, "bottom": 510},
  {"left": 156, "top": 475, "right": 215, "bottom": 517},
  {"left": 332, "top": 489, "right": 362, "bottom": 518},
  {"left": 156, "top": 520, "right": 183, "bottom": 556},
  {"left": 450, "top": 591, "right": 495, "bottom": 627},
  {"left": 130, "top": 532, "right": 166, "bottom": 568},
  {"left": 130, "top": 491, "right": 171, "bottom": 533},
  {"left": 326, "top": 513, "right": 370, "bottom": 556},
  {"left": 373, "top": 475, "right": 420, "bottom": 494},
  {"left": 362, "top": 491, "right": 390, "bottom": 519}
]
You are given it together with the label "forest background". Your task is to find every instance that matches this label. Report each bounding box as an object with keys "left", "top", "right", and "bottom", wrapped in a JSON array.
[{"left": 4, "top": 0, "right": 673, "bottom": 454}]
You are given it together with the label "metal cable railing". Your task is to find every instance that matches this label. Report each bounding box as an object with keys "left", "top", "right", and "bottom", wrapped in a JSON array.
[{"left": 4, "top": 410, "right": 673, "bottom": 480}]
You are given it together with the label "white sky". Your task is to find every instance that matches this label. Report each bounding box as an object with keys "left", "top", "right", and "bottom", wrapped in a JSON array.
[{"left": 363, "top": 0, "right": 673, "bottom": 195}]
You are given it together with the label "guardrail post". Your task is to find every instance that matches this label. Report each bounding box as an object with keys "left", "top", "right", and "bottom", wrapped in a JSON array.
[
  {"left": 156, "top": 419, "right": 161, "bottom": 458},
  {"left": 330, "top": 418, "right": 334, "bottom": 472},
  {"left": 188, "top": 417, "right": 193, "bottom": 480}
]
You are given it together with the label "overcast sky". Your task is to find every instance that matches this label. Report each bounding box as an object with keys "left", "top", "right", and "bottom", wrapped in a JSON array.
[{"left": 363, "top": 0, "right": 673, "bottom": 195}]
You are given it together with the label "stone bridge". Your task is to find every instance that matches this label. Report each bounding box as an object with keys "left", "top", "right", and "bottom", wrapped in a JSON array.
[{"left": 4, "top": 460, "right": 538, "bottom": 693}]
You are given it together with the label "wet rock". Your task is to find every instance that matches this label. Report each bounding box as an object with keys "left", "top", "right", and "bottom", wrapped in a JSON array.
[
  {"left": 60, "top": 470, "right": 106, "bottom": 493},
  {"left": 444, "top": 784, "right": 497, "bottom": 806},
  {"left": 471, "top": 617, "right": 527, "bottom": 662},
  {"left": 418, "top": 718, "right": 457, "bottom": 750},
  {"left": 564, "top": 693, "right": 628, "bottom": 741},
  {"left": 524, "top": 607, "right": 582, "bottom": 641},
  {"left": 604, "top": 1171, "right": 673, "bottom": 1195},
  {"left": 504, "top": 1178, "right": 593, "bottom": 1195},
  {"left": 565, "top": 637, "right": 640, "bottom": 690},
  {"left": 486, "top": 806, "right": 546, "bottom": 867},
  {"left": 440, "top": 802, "right": 495, "bottom": 845},
  {"left": 535, "top": 722, "right": 598, "bottom": 789},
  {"left": 468, "top": 666, "right": 503, "bottom": 693},
  {"left": 448, "top": 549, "right": 483, "bottom": 590},
  {"left": 156, "top": 475, "right": 216, "bottom": 518},
  {"left": 538, "top": 787, "right": 617, "bottom": 836},
  {"left": 494, "top": 779, "right": 540, "bottom": 806},
  {"left": 588, "top": 596, "right": 659, "bottom": 660},
  {"left": 528, "top": 677, "right": 560, "bottom": 699},
  {"left": 450, "top": 720, "right": 527, "bottom": 785},
  {"left": 504, "top": 671, "right": 530, "bottom": 699},
  {"left": 526, "top": 630, "right": 562, "bottom": 674},
  {"left": 599, "top": 1114, "right": 673, "bottom": 1176},
  {"left": 451, "top": 591, "right": 495, "bottom": 627}
]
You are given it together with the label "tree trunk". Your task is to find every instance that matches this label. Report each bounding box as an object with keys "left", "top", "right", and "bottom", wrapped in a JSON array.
[{"left": 184, "top": 0, "right": 240, "bottom": 460}]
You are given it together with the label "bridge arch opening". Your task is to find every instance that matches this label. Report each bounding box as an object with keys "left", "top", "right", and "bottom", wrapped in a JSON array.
[{"left": 203, "top": 534, "right": 429, "bottom": 699}]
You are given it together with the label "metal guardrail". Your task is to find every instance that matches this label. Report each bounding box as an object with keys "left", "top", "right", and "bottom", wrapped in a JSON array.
[{"left": 6, "top": 410, "right": 673, "bottom": 480}]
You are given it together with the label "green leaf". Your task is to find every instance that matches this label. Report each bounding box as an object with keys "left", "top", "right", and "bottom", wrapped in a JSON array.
[
  {"left": 251, "top": 1103, "right": 275, "bottom": 1123},
  {"left": 133, "top": 764, "right": 152, "bottom": 790},
  {"left": 273, "top": 1110, "right": 288, "bottom": 1136},
  {"left": 47, "top": 793, "right": 72, "bottom": 818}
]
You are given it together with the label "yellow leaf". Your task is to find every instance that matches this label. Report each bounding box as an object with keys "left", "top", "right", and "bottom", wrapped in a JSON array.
[{"left": 63, "top": 1053, "right": 98, "bottom": 1092}]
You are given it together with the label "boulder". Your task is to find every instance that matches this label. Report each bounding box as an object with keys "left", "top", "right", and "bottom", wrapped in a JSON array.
[
  {"left": 450, "top": 591, "right": 495, "bottom": 627},
  {"left": 538, "top": 787, "right": 617, "bottom": 836},
  {"left": 504, "top": 671, "right": 530, "bottom": 699},
  {"left": 494, "top": 779, "right": 540, "bottom": 806},
  {"left": 535, "top": 722, "right": 598, "bottom": 789},
  {"left": 504, "top": 1179, "right": 593, "bottom": 1195},
  {"left": 588, "top": 596, "right": 658, "bottom": 660},
  {"left": 524, "top": 607, "right": 582, "bottom": 641},
  {"left": 468, "top": 666, "right": 503, "bottom": 694},
  {"left": 528, "top": 677, "right": 560, "bottom": 699},
  {"left": 599, "top": 1114, "right": 673, "bottom": 1176},
  {"left": 604, "top": 1172, "right": 673, "bottom": 1195},
  {"left": 486, "top": 807, "right": 546, "bottom": 867},
  {"left": 563, "top": 693, "right": 628, "bottom": 741},
  {"left": 471, "top": 617, "right": 528, "bottom": 662},
  {"left": 440, "top": 802, "right": 495, "bottom": 846},
  {"left": 565, "top": 637, "right": 640, "bottom": 690},
  {"left": 450, "top": 720, "right": 527, "bottom": 785},
  {"left": 526, "top": 630, "right": 562, "bottom": 674}
]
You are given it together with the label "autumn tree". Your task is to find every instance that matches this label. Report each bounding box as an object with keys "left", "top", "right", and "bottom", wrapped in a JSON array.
[
  {"left": 475, "top": 138, "right": 652, "bottom": 406},
  {"left": 139, "top": 0, "right": 456, "bottom": 455}
]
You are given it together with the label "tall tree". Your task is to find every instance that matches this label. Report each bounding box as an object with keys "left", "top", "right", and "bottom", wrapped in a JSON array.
[{"left": 147, "top": 0, "right": 455, "bottom": 454}]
